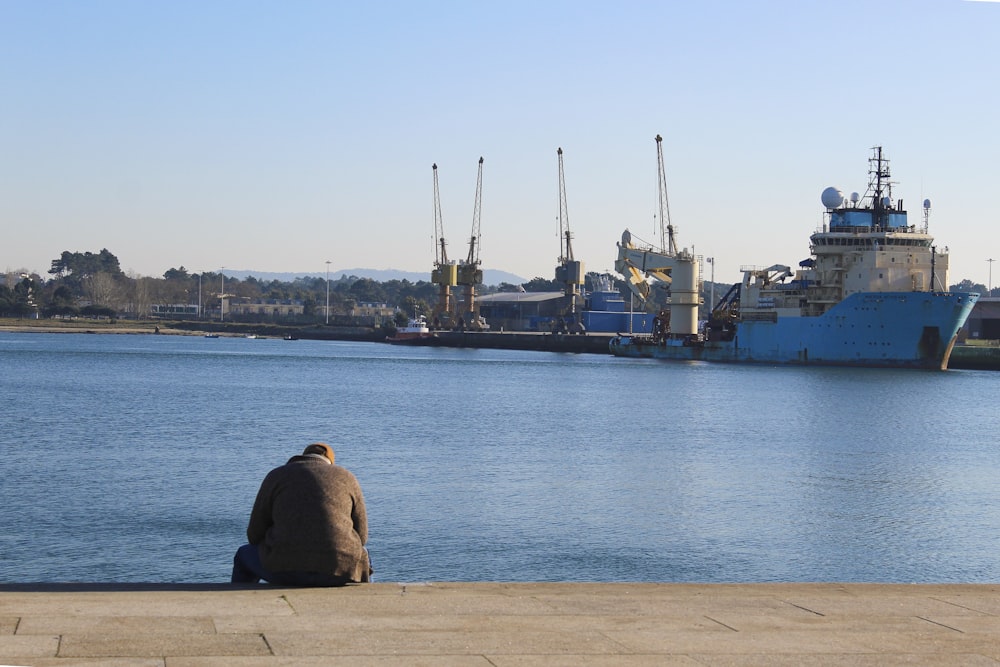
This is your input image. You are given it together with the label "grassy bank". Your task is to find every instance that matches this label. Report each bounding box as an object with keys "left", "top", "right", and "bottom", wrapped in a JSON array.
[{"left": 0, "top": 317, "right": 176, "bottom": 334}]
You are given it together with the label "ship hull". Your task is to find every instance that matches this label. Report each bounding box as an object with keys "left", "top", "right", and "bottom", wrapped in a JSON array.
[{"left": 610, "top": 292, "right": 978, "bottom": 369}]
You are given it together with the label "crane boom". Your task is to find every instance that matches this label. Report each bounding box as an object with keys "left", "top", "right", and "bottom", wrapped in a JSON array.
[
  {"left": 557, "top": 147, "right": 573, "bottom": 262},
  {"left": 430, "top": 163, "right": 457, "bottom": 327},
  {"left": 554, "top": 147, "right": 584, "bottom": 323},
  {"left": 433, "top": 163, "right": 448, "bottom": 266},
  {"left": 456, "top": 157, "right": 486, "bottom": 330},
  {"left": 656, "top": 134, "right": 677, "bottom": 256},
  {"left": 613, "top": 135, "right": 700, "bottom": 336},
  {"left": 465, "top": 156, "right": 484, "bottom": 266}
]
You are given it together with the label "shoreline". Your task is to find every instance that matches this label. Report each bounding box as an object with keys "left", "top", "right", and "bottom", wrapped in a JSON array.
[
  {"left": 5, "top": 321, "right": 996, "bottom": 366},
  {"left": 0, "top": 319, "right": 382, "bottom": 341},
  {"left": 0, "top": 321, "right": 202, "bottom": 336},
  {"left": 0, "top": 320, "right": 618, "bottom": 353}
]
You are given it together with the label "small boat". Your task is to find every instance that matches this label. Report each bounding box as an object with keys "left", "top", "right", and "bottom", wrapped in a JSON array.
[
  {"left": 204, "top": 333, "right": 219, "bottom": 338},
  {"left": 386, "top": 315, "right": 435, "bottom": 343}
]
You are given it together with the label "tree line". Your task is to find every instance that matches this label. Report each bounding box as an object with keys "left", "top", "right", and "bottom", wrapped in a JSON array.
[
  {"left": 1, "top": 248, "right": 582, "bottom": 323},
  {"left": 4, "top": 248, "right": 996, "bottom": 323}
]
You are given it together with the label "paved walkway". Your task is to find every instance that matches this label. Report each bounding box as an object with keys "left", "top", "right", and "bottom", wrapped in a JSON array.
[{"left": 2, "top": 582, "right": 999, "bottom": 665}]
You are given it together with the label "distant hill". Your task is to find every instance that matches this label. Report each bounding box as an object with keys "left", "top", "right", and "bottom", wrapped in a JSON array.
[{"left": 223, "top": 267, "right": 528, "bottom": 286}]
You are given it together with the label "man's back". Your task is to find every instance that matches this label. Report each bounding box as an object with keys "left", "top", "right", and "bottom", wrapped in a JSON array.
[{"left": 247, "top": 453, "right": 370, "bottom": 583}]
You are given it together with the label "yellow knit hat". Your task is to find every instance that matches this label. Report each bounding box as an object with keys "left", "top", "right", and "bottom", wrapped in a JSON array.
[{"left": 302, "top": 443, "right": 335, "bottom": 464}]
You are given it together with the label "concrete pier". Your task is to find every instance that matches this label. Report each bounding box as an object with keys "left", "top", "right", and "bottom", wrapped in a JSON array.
[{"left": 2, "top": 582, "right": 999, "bottom": 665}]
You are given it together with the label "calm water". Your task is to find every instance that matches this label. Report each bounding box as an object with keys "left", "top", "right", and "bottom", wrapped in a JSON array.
[{"left": 2, "top": 332, "right": 998, "bottom": 584}]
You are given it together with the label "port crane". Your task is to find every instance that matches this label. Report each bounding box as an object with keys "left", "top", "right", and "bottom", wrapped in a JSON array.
[
  {"left": 614, "top": 134, "right": 701, "bottom": 337},
  {"left": 455, "top": 157, "right": 487, "bottom": 330},
  {"left": 554, "top": 147, "right": 585, "bottom": 328},
  {"left": 429, "top": 163, "right": 457, "bottom": 329}
]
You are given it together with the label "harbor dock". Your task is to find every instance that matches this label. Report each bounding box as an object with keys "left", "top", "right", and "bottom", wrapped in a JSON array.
[
  {"left": 402, "top": 330, "right": 615, "bottom": 354},
  {"left": 2, "top": 582, "right": 999, "bottom": 664}
]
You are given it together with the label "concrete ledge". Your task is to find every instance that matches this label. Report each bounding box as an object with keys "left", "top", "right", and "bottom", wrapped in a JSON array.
[{"left": 2, "top": 582, "right": 999, "bottom": 665}]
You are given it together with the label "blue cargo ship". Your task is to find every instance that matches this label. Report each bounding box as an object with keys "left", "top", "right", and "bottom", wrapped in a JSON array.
[{"left": 610, "top": 146, "right": 978, "bottom": 369}]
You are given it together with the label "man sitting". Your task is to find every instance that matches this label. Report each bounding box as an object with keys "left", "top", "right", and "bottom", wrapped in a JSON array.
[{"left": 231, "top": 443, "right": 372, "bottom": 586}]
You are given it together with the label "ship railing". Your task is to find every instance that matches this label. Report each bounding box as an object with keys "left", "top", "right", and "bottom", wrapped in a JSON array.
[
  {"left": 964, "top": 338, "right": 1000, "bottom": 348},
  {"left": 740, "top": 311, "right": 778, "bottom": 322}
]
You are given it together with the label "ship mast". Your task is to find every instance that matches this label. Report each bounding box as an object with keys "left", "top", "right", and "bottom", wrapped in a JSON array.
[{"left": 868, "top": 146, "right": 893, "bottom": 229}]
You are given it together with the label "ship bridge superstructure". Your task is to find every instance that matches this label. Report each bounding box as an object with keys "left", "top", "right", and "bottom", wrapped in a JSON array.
[{"left": 797, "top": 146, "right": 949, "bottom": 316}]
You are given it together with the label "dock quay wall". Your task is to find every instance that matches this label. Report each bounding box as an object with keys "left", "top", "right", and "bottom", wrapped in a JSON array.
[{"left": 407, "top": 331, "right": 615, "bottom": 354}]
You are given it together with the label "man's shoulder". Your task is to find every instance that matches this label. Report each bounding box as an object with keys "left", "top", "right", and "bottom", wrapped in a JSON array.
[
  {"left": 322, "top": 464, "right": 363, "bottom": 489},
  {"left": 262, "top": 458, "right": 315, "bottom": 479},
  {"left": 265, "top": 459, "right": 359, "bottom": 484},
  {"left": 276, "top": 460, "right": 356, "bottom": 475},
  {"left": 330, "top": 464, "right": 359, "bottom": 478}
]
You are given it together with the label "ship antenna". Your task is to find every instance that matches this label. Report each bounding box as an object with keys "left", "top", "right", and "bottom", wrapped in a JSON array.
[
  {"left": 869, "top": 146, "right": 893, "bottom": 229},
  {"left": 931, "top": 246, "right": 937, "bottom": 292}
]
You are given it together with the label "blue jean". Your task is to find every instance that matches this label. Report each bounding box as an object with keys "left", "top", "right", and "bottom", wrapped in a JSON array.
[{"left": 231, "top": 543, "right": 360, "bottom": 587}]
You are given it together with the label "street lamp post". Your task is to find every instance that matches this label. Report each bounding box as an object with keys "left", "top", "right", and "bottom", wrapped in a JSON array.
[
  {"left": 220, "top": 268, "right": 225, "bottom": 322},
  {"left": 629, "top": 291, "right": 633, "bottom": 334},
  {"left": 197, "top": 273, "right": 202, "bottom": 319},
  {"left": 325, "top": 260, "right": 331, "bottom": 325},
  {"left": 707, "top": 257, "right": 715, "bottom": 317}
]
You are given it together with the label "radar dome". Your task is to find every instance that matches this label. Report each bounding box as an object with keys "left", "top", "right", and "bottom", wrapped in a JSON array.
[
  {"left": 821, "top": 187, "right": 844, "bottom": 209},
  {"left": 923, "top": 198, "right": 932, "bottom": 210},
  {"left": 850, "top": 192, "right": 860, "bottom": 203}
]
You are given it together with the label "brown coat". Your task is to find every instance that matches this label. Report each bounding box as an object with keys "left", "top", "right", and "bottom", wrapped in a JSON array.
[{"left": 247, "top": 455, "right": 370, "bottom": 582}]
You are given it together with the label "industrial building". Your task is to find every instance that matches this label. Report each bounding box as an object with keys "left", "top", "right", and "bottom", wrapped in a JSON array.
[
  {"left": 477, "top": 278, "right": 654, "bottom": 334},
  {"left": 963, "top": 297, "right": 1000, "bottom": 340}
]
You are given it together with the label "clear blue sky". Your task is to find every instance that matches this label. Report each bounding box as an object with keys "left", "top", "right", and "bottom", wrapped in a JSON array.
[{"left": 2, "top": 0, "right": 998, "bottom": 287}]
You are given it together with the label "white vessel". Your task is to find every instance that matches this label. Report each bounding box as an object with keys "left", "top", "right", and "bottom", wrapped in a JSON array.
[{"left": 386, "top": 315, "right": 434, "bottom": 343}]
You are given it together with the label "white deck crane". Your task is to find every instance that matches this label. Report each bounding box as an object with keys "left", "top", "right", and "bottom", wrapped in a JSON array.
[
  {"left": 456, "top": 157, "right": 487, "bottom": 330},
  {"left": 430, "top": 163, "right": 457, "bottom": 328},
  {"left": 614, "top": 134, "right": 701, "bottom": 337},
  {"left": 554, "top": 147, "right": 585, "bottom": 324}
]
